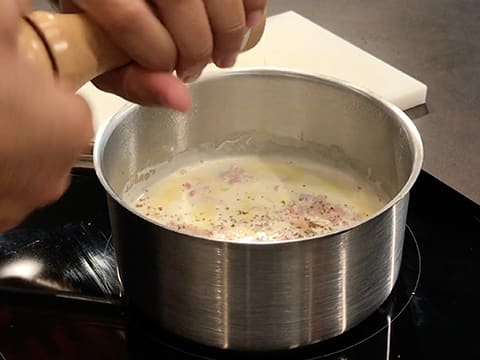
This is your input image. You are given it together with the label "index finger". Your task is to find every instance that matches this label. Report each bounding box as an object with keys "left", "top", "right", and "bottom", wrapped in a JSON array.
[
  {"left": 70, "top": 0, "right": 177, "bottom": 71},
  {"left": 204, "top": 0, "right": 246, "bottom": 68}
]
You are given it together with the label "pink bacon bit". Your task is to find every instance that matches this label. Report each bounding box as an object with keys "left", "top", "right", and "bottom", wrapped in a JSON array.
[
  {"left": 283, "top": 202, "right": 309, "bottom": 231},
  {"left": 182, "top": 182, "right": 197, "bottom": 197},
  {"left": 326, "top": 205, "right": 346, "bottom": 223},
  {"left": 288, "top": 204, "right": 302, "bottom": 216},
  {"left": 298, "top": 194, "right": 329, "bottom": 215},
  {"left": 283, "top": 194, "right": 354, "bottom": 228},
  {"left": 182, "top": 181, "right": 210, "bottom": 198},
  {"left": 289, "top": 216, "right": 309, "bottom": 231},
  {"left": 220, "top": 165, "right": 251, "bottom": 184}
]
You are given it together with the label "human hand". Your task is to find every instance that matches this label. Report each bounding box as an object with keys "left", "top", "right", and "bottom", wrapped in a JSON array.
[
  {"left": 59, "top": 0, "right": 266, "bottom": 108},
  {"left": 0, "top": 0, "right": 93, "bottom": 231}
]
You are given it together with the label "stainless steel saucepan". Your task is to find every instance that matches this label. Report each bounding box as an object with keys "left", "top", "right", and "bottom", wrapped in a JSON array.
[{"left": 93, "top": 69, "right": 423, "bottom": 351}]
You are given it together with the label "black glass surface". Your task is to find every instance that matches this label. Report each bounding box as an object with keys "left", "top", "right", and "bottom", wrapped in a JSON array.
[{"left": 0, "top": 170, "right": 479, "bottom": 359}]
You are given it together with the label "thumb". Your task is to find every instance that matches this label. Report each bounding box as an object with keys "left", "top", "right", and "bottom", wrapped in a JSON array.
[{"left": 93, "top": 64, "right": 192, "bottom": 112}]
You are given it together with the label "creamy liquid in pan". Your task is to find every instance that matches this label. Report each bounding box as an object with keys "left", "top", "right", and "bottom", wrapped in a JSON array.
[{"left": 127, "top": 155, "right": 387, "bottom": 242}]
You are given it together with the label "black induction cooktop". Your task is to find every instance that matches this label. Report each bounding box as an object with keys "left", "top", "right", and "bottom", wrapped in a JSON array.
[{"left": 0, "top": 170, "right": 479, "bottom": 359}]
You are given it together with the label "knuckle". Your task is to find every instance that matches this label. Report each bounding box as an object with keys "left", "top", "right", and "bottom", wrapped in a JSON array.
[
  {"left": 213, "top": 22, "right": 246, "bottom": 54},
  {"left": 149, "top": 45, "right": 177, "bottom": 71},
  {"left": 218, "top": 20, "right": 246, "bottom": 40},
  {"left": 182, "top": 43, "right": 213, "bottom": 68}
]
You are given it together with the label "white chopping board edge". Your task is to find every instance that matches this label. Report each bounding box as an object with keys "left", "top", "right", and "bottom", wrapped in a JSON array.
[{"left": 77, "top": 10, "right": 428, "bottom": 135}]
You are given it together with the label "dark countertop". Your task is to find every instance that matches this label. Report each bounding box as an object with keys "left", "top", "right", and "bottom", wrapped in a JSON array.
[{"left": 32, "top": 0, "right": 480, "bottom": 204}]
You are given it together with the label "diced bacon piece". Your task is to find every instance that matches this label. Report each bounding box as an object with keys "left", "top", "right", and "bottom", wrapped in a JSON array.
[
  {"left": 298, "top": 194, "right": 328, "bottom": 213},
  {"left": 289, "top": 216, "right": 310, "bottom": 231},
  {"left": 326, "top": 206, "right": 347, "bottom": 225},
  {"left": 220, "top": 165, "right": 251, "bottom": 184},
  {"left": 284, "top": 203, "right": 303, "bottom": 217},
  {"left": 182, "top": 181, "right": 210, "bottom": 198}
]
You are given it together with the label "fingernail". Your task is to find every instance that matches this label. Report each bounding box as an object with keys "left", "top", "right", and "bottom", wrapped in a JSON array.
[
  {"left": 240, "top": 28, "right": 251, "bottom": 51},
  {"left": 218, "top": 53, "right": 238, "bottom": 68},
  {"left": 246, "top": 10, "right": 263, "bottom": 28},
  {"left": 183, "top": 72, "right": 201, "bottom": 83}
]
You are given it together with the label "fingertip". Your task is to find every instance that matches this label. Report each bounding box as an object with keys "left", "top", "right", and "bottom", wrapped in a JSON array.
[
  {"left": 155, "top": 75, "right": 192, "bottom": 112},
  {"left": 93, "top": 66, "right": 192, "bottom": 112},
  {"left": 165, "top": 86, "right": 192, "bottom": 112},
  {"left": 246, "top": 9, "right": 263, "bottom": 28},
  {"left": 214, "top": 53, "right": 238, "bottom": 69}
]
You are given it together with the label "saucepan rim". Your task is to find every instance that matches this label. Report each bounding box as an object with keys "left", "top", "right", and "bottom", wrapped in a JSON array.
[{"left": 93, "top": 67, "right": 424, "bottom": 245}]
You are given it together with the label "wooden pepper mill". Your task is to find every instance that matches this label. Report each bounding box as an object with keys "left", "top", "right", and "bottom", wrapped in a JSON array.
[{"left": 18, "top": 11, "right": 266, "bottom": 90}]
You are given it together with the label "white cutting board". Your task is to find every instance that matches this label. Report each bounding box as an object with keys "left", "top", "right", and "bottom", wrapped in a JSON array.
[
  {"left": 78, "top": 11, "right": 427, "bottom": 133},
  {"left": 204, "top": 11, "right": 427, "bottom": 109}
]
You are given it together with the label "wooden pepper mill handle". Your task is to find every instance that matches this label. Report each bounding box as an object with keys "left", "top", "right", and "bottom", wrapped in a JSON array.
[{"left": 19, "top": 11, "right": 266, "bottom": 91}]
